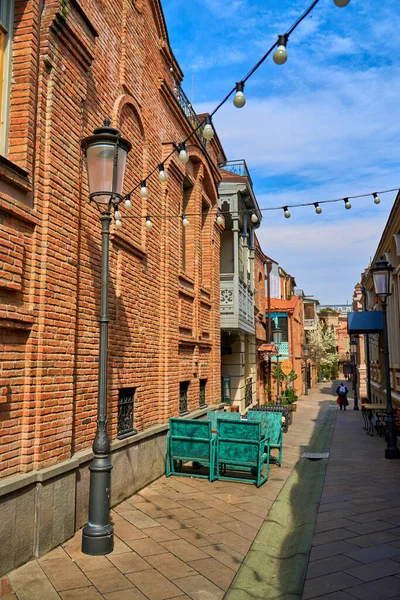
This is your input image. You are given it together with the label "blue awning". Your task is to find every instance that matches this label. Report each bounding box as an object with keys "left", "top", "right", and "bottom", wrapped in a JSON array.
[{"left": 347, "top": 311, "right": 383, "bottom": 334}]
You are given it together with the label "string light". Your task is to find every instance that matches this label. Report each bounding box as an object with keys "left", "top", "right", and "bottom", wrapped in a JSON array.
[
  {"left": 273, "top": 34, "right": 288, "bottom": 65},
  {"left": 145, "top": 216, "right": 153, "bottom": 229},
  {"left": 233, "top": 82, "right": 246, "bottom": 108},
  {"left": 122, "top": 188, "right": 398, "bottom": 223},
  {"left": 182, "top": 214, "right": 190, "bottom": 227},
  {"left": 314, "top": 203, "right": 322, "bottom": 214},
  {"left": 178, "top": 143, "right": 189, "bottom": 164},
  {"left": 125, "top": 194, "right": 132, "bottom": 209},
  {"left": 119, "top": 0, "right": 350, "bottom": 203},
  {"left": 373, "top": 193, "right": 381, "bottom": 205},
  {"left": 203, "top": 116, "right": 215, "bottom": 141},
  {"left": 283, "top": 206, "right": 291, "bottom": 219},
  {"left": 251, "top": 213, "right": 259, "bottom": 224},
  {"left": 140, "top": 181, "right": 149, "bottom": 198},
  {"left": 158, "top": 164, "right": 168, "bottom": 182},
  {"left": 114, "top": 210, "right": 122, "bottom": 221}
]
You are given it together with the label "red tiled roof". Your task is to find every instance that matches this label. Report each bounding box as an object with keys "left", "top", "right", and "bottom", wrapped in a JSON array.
[{"left": 270, "top": 297, "right": 300, "bottom": 311}]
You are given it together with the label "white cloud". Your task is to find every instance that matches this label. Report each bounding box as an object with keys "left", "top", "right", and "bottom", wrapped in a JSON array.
[{"left": 256, "top": 216, "right": 389, "bottom": 304}]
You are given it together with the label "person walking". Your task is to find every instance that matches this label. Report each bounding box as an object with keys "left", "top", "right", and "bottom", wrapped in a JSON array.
[{"left": 336, "top": 382, "right": 349, "bottom": 411}]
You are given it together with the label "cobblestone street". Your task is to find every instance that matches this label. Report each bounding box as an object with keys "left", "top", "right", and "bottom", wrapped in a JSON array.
[{"left": 3, "top": 384, "right": 400, "bottom": 599}]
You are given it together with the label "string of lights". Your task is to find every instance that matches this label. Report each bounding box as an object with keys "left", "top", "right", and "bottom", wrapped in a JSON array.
[
  {"left": 116, "top": 0, "right": 352, "bottom": 226},
  {"left": 118, "top": 187, "right": 399, "bottom": 229}
]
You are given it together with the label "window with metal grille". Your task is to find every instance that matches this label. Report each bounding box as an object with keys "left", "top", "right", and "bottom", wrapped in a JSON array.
[
  {"left": 179, "top": 381, "right": 190, "bottom": 415},
  {"left": 117, "top": 387, "right": 137, "bottom": 438},
  {"left": 199, "top": 379, "right": 207, "bottom": 408},
  {"left": 245, "top": 377, "right": 253, "bottom": 407}
]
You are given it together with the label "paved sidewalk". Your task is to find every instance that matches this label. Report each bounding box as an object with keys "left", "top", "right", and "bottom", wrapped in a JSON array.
[
  {"left": 2, "top": 385, "right": 331, "bottom": 600},
  {"left": 302, "top": 387, "right": 400, "bottom": 600}
]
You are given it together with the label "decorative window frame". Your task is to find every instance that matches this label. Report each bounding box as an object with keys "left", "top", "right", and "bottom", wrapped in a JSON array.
[{"left": 0, "top": 0, "right": 14, "bottom": 157}]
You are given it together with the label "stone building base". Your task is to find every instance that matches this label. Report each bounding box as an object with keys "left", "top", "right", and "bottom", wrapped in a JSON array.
[{"left": 0, "top": 405, "right": 218, "bottom": 577}]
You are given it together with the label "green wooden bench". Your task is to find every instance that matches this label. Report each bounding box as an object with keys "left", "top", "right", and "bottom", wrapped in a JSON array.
[
  {"left": 215, "top": 420, "right": 270, "bottom": 487},
  {"left": 206, "top": 411, "right": 241, "bottom": 429},
  {"left": 165, "top": 418, "right": 216, "bottom": 481},
  {"left": 247, "top": 410, "right": 283, "bottom": 466}
]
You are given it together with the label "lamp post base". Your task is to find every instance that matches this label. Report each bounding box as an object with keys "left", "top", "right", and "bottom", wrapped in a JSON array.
[
  {"left": 385, "top": 447, "right": 399, "bottom": 460},
  {"left": 82, "top": 532, "right": 114, "bottom": 555}
]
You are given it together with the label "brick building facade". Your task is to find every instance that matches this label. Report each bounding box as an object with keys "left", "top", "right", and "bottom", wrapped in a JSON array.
[{"left": 0, "top": 0, "right": 225, "bottom": 574}]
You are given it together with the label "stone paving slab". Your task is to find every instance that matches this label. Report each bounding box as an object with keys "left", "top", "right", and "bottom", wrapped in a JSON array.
[
  {"left": 302, "top": 384, "right": 400, "bottom": 600},
  {"left": 3, "top": 385, "right": 329, "bottom": 599}
]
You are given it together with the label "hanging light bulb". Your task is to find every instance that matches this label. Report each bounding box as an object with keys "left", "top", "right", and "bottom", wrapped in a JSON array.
[
  {"left": 216, "top": 212, "right": 224, "bottom": 226},
  {"left": 314, "top": 203, "right": 322, "bottom": 215},
  {"left": 373, "top": 193, "right": 381, "bottom": 205},
  {"left": 344, "top": 198, "right": 352, "bottom": 210},
  {"left": 273, "top": 34, "right": 288, "bottom": 65},
  {"left": 182, "top": 214, "right": 189, "bottom": 227},
  {"left": 158, "top": 164, "right": 168, "bottom": 182},
  {"left": 114, "top": 210, "right": 122, "bottom": 221},
  {"left": 251, "top": 212, "right": 259, "bottom": 224},
  {"left": 203, "top": 116, "right": 215, "bottom": 141},
  {"left": 283, "top": 206, "right": 291, "bottom": 219},
  {"left": 140, "top": 180, "right": 149, "bottom": 198},
  {"left": 178, "top": 143, "right": 189, "bottom": 164},
  {"left": 334, "top": 0, "right": 350, "bottom": 7},
  {"left": 145, "top": 216, "right": 153, "bottom": 229},
  {"left": 125, "top": 194, "right": 132, "bottom": 209},
  {"left": 115, "top": 219, "right": 122, "bottom": 228},
  {"left": 233, "top": 82, "right": 246, "bottom": 108}
]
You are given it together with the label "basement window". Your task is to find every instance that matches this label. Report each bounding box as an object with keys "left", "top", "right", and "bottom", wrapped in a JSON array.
[{"left": 117, "top": 387, "right": 137, "bottom": 438}]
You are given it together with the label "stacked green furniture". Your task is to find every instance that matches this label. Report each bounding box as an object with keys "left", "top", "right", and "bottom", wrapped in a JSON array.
[
  {"left": 215, "top": 420, "right": 270, "bottom": 487},
  {"left": 207, "top": 411, "right": 241, "bottom": 429},
  {"left": 247, "top": 410, "right": 283, "bottom": 466},
  {"left": 166, "top": 418, "right": 216, "bottom": 481}
]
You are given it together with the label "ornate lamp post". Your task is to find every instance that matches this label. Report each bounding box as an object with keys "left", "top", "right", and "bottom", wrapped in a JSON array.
[
  {"left": 272, "top": 326, "right": 283, "bottom": 403},
  {"left": 81, "top": 119, "right": 132, "bottom": 554},
  {"left": 371, "top": 257, "right": 398, "bottom": 459},
  {"left": 350, "top": 337, "right": 359, "bottom": 411},
  {"left": 303, "top": 345, "right": 309, "bottom": 395}
]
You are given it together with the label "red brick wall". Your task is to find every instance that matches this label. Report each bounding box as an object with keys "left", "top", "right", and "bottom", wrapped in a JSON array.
[{"left": 0, "top": 0, "right": 221, "bottom": 477}]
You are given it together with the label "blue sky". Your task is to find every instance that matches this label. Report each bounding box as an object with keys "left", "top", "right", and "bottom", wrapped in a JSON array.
[{"left": 163, "top": 0, "right": 400, "bottom": 304}]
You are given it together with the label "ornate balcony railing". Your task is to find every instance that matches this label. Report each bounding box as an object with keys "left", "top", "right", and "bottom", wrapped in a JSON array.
[
  {"left": 220, "top": 274, "right": 254, "bottom": 334},
  {"left": 219, "top": 159, "right": 253, "bottom": 189},
  {"left": 173, "top": 83, "right": 207, "bottom": 148}
]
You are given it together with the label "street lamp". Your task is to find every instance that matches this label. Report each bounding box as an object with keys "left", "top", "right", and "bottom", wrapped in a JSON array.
[
  {"left": 272, "top": 326, "right": 283, "bottom": 404},
  {"left": 81, "top": 118, "right": 132, "bottom": 554},
  {"left": 371, "top": 256, "right": 398, "bottom": 459},
  {"left": 350, "top": 337, "right": 359, "bottom": 411},
  {"left": 303, "top": 345, "right": 309, "bottom": 395}
]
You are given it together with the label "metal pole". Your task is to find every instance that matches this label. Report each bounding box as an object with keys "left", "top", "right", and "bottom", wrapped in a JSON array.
[
  {"left": 267, "top": 261, "right": 272, "bottom": 402},
  {"left": 362, "top": 287, "right": 372, "bottom": 404},
  {"left": 304, "top": 359, "right": 309, "bottom": 395},
  {"left": 82, "top": 210, "right": 114, "bottom": 555},
  {"left": 382, "top": 300, "right": 398, "bottom": 459},
  {"left": 276, "top": 353, "right": 280, "bottom": 403},
  {"left": 353, "top": 354, "right": 359, "bottom": 410}
]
